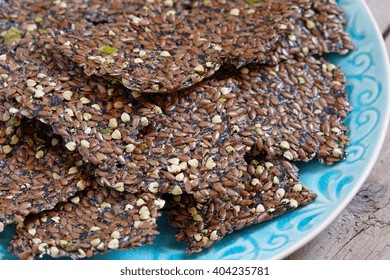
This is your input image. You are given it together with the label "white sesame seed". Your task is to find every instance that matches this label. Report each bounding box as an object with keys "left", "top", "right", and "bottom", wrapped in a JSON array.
[
  {"left": 171, "top": 185, "right": 183, "bottom": 195},
  {"left": 80, "top": 97, "right": 91, "bottom": 104},
  {"left": 256, "top": 165, "right": 264, "bottom": 174},
  {"left": 140, "top": 117, "right": 149, "bottom": 126},
  {"left": 136, "top": 198, "right": 146, "bottom": 206},
  {"left": 224, "top": 146, "right": 235, "bottom": 153},
  {"left": 290, "top": 199, "right": 299, "bottom": 208},
  {"left": 283, "top": 151, "right": 294, "bottom": 160},
  {"left": 206, "top": 62, "right": 214, "bottom": 68},
  {"left": 220, "top": 87, "right": 231, "bottom": 95},
  {"left": 111, "top": 129, "right": 122, "bottom": 140},
  {"left": 100, "top": 202, "right": 111, "bottom": 209},
  {"left": 154, "top": 199, "right": 166, "bottom": 210},
  {"left": 125, "top": 144, "right": 136, "bottom": 153},
  {"left": 28, "top": 228, "right": 36, "bottom": 236},
  {"left": 210, "top": 230, "right": 219, "bottom": 241},
  {"left": 175, "top": 173, "right": 185, "bottom": 181},
  {"left": 279, "top": 24, "right": 287, "bottom": 30},
  {"left": 35, "top": 150, "right": 44, "bottom": 159},
  {"left": 205, "top": 157, "right": 217, "bottom": 169},
  {"left": 302, "top": 47, "right": 309, "bottom": 56},
  {"left": 331, "top": 127, "right": 341, "bottom": 133},
  {"left": 80, "top": 140, "right": 90, "bottom": 149},
  {"left": 153, "top": 106, "right": 162, "bottom": 114},
  {"left": 90, "top": 238, "right": 101, "bottom": 247},
  {"left": 68, "top": 166, "right": 78, "bottom": 175},
  {"left": 91, "top": 104, "right": 101, "bottom": 110},
  {"left": 168, "top": 164, "right": 182, "bottom": 174},
  {"left": 34, "top": 89, "right": 45, "bottom": 98},
  {"left": 230, "top": 8, "right": 240, "bottom": 16},
  {"left": 212, "top": 115, "right": 222, "bottom": 124},
  {"left": 279, "top": 141, "right": 290, "bottom": 150},
  {"left": 139, "top": 206, "right": 151, "bottom": 220},
  {"left": 121, "top": 112, "right": 131, "bottom": 123},
  {"left": 193, "top": 233, "right": 202, "bottom": 241},
  {"left": 114, "top": 182, "right": 125, "bottom": 192},
  {"left": 70, "top": 196, "right": 80, "bottom": 204},
  {"left": 160, "top": 51, "right": 171, "bottom": 57},
  {"left": 109, "top": 118, "right": 118, "bottom": 128},
  {"left": 90, "top": 226, "right": 101, "bottom": 232},
  {"left": 83, "top": 113, "right": 92, "bottom": 121},
  {"left": 108, "top": 239, "right": 119, "bottom": 249},
  {"left": 251, "top": 178, "right": 260, "bottom": 186},
  {"left": 139, "top": 50, "right": 147, "bottom": 57},
  {"left": 194, "top": 65, "right": 205, "bottom": 73},
  {"left": 188, "top": 158, "right": 199, "bottom": 167},
  {"left": 26, "top": 79, "right": 37, "bottom": 87},
  {"left": 168, "top": 158, "right": 180, "bottom": 165},
  {"left": 38, "top": 243, "right": 48, "bottom": 253},
  {"left": 293, "top": 184, "right": 303, "bottom": 192},
  {"left": 193, "top": 214, "right": 203, "bottom": 222},
  {"left": 148, "top": 182, "right": 159, "bottom": 193},
  {"left": 111, "top": 231, "right": 121, "bottom": 239},
  {"left": 332, "top": 148, "right": 342, "bottom": 158},
  {"left": 306, "top": 20, "right": 316, "bottom": 29},
  {"left": 276, "top": 188, "right": 286, "bottom": 199},
  {"left": 65, "top": 142, "right": 77, "bottom": 151},
  {"left": 256, "top": 204, "right": 265, "bottom": 213}
]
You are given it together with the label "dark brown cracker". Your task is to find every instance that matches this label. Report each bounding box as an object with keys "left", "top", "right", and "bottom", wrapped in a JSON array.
[
  {"left": 0, "top": 118, "right": 90, "bottom": 232},
  {"left": 132, "top": 56, "right": 350, "bottom": 200},
  {"left": 54, "top": 0, "right": 302, "bottom": 93},
  {"left": 54, "top": 0, "right": 353, "bottom": 93},
  {"left": 9, "top": 182, "right": 163, "bottom": 259},
  {"left": 1, "top": 22, "right": 350, "bottom": 197},
  {"left": 275, "top": 0, "right": 354, "bottom": 62},
  {"left": 165, "top": 158, "right": 316, "bottom": 253},
  {"left": 0, "top": 24, "right": 156, "bottom": 192}
]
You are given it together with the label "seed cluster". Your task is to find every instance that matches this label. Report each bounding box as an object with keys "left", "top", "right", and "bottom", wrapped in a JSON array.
[{"left": 0, "top": 0, "right": 353, "bottom": 258}]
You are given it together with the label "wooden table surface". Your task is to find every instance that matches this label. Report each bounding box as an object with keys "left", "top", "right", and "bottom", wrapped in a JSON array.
[{"left": 287, "top": 0, "right": 390, "bottom": 260}]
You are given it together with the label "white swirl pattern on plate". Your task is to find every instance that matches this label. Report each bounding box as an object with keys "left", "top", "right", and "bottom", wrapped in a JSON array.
[{"left": 0, "top": 0, "right": 389, "bottom": 260}]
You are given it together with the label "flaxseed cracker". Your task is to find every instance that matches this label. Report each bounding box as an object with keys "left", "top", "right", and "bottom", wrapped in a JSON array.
[
  {"left": 165, "top": 157, "right": 316, "bottom": 253},
  {"left": 274, "top": 0, "right": 354, "bottom": 62},
  {"left": 135, "top": 56, "right": 350, "bottom": 200},
  {"left": 0, "top": 118, "right": 90, "bottom": 232},
  {"left": 9, "top": 182, "right": 163, "bottom": 259},
  {"left": 54, "top": 0, "right": 302, "bottom": 93},
  {"left": 1, "top": 20, "right": 350, "bottom": 198},
  {"left": 0, "top": 21, "right": 158, "bottom": 192},
  {"left": 54, "top": 0, "right": 353, "bottom": 93}
]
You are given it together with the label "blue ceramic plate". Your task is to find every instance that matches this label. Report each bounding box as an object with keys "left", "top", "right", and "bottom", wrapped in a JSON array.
[{"left": 1, "top": 0, "right": 389, "bottom": 260}]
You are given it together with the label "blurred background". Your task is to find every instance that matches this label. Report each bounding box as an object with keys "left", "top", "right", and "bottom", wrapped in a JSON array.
[{"left": 287, "top": 0, "right": 390, "bottom": 259}]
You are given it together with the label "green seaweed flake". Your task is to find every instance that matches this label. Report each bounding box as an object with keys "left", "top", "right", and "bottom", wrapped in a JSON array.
[
  {"left": 1, "top": 27, "right": 22, "bottom": 44},
  {"left": 98, "top": 46, "right": 118, "bottom": 55}
]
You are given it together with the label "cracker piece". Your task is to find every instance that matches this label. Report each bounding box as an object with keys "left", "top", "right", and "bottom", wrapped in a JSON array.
[
  {"left": 0, "top": 25, "right": 155, "bottom": 192},
  {"left": 136, "top": 56, "right": 350, "bottom": 199},
  {"left": 165, "top": 157, "right": 316, "bottom": 253},
  {"left": 54, "top": 0, "right": 301, "bottom": 92},
  {"left": 9, "top": 182, "right": 162, "bottom": 259},
  {"left": 275, "top": 0, "right": 354, "bottom": 61},
  {"left": 0, "top": 118, "right": 90, "bottom": 231}
]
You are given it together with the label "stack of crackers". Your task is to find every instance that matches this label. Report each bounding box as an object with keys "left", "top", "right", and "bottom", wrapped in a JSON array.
[{"left": 0, "top": 0, "right": 353, "bottom": 259}]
